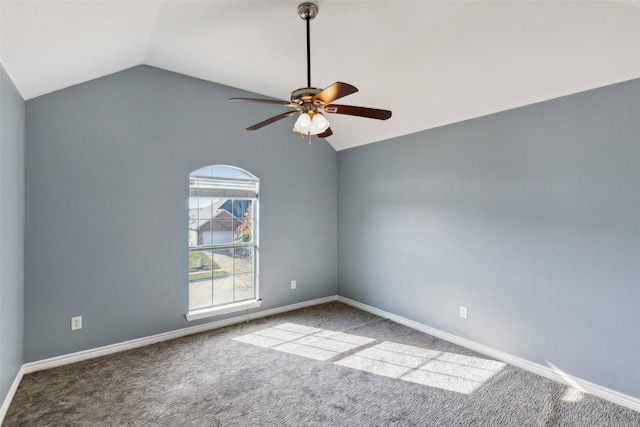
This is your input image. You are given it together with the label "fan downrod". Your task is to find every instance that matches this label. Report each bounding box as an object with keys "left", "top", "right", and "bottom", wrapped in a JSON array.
[{"left": 298, "top": 2, "right": 318, "bottom": 20}]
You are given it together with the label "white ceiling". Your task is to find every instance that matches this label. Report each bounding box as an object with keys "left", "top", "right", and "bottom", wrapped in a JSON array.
[{"left": 2, "top": 1, "right": 639, "bottom": 151}]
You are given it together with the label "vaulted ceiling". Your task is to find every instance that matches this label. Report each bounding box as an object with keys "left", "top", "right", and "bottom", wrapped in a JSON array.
[{"left": 2, "top": 1, "right": 639, "bottom": 151}]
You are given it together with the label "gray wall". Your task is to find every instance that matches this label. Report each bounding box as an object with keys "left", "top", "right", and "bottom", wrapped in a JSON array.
[
  {"left": 1, "top": 65, "right": 25, "bottom": 405},
  {"left": 24, "top": 66, "right": 337, "bottom": 362},
  {"left": 338, "top": 79, "right": 640, "bottom": 398},
  {"left": 16, "top": 62, "right": 640, "bottom": 401}
]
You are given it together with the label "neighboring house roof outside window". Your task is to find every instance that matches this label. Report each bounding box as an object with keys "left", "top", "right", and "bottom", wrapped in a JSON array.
[
  {"left": 188, "top": 199, "right": 226, "bottom": 223},
  {"left": 198, "top": 209, "right": 244, "bottom": 232}
]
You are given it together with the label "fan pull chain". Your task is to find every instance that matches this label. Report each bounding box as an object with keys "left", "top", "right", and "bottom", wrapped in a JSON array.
[{"left": 299, "top": 133, "right": 313, "bottom": 146}]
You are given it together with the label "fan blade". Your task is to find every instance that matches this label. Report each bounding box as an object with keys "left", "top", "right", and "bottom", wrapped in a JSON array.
[
  {"left": 312, "top": 82, "right": 358, "bottom": 104},
  {"left": 324, "top": 104, "right": 392, "bottom": 120},
  {"left": 317, "top": 128, "right": 333, "bottom": 138},
  {"left": 246, "top": 111, "right": 297, "bottom": 131},
  {"left": 230, "top": 97, "right": 297, "bottom": 107}
]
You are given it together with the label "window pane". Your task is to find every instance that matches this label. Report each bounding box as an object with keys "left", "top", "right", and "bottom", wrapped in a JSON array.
[
  {"left": 234, "top": 273, "right": 255, "bottom": 302},
  {"left": 205, "top": 165, "right": 255, "bottom": 180},
  {"left": 189, "top": 249, "right": 213, "bottom": 271},
  {"left": 197, "top": 198, "right": 217, "bottom": 219},
  {"left": 212, "top": 218, "right": 233, "bottom": 244},
  {"left": 189, "top": 249, "right": 214, "bottom": 309},
  {"left": 234, "top": 201, "right": 253, "bottom": 244},
  {"left": 188, "top": 220, "right": 198, "bottom": 248},
  {"left": 233, "top": 248, "right": 255, "bottom": 302},
  {"left": 211, "top": 248, "right": 234, "bottom": 305},
  {"left": 233, "top": 247, "right": 254, "bottom": 274},
  {"left": 197, "top": 220, "right": 212, "bottom": 246}
]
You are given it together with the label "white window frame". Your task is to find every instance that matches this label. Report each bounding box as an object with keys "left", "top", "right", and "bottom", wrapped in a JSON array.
[{"left": 186, "top": 165, "right": 261, "bottom": 321}]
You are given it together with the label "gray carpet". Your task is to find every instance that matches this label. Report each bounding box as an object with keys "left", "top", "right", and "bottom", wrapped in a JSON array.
[{"left": 4, "top": 302, "right": 640, "bottom": 426}]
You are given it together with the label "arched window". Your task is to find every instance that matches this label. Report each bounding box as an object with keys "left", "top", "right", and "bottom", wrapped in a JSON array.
[{"left": 187, "top": 165, "right": 260, "bottom": 320}]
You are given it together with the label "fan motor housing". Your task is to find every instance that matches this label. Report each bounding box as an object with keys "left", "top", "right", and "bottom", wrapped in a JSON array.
[{"left": 291, "top": 87, "right": 322, "bottom": 103}]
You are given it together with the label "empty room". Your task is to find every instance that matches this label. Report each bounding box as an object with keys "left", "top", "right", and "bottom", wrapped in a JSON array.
[{"left": 1, "top": 1, "right": 639, "bottom": 425}]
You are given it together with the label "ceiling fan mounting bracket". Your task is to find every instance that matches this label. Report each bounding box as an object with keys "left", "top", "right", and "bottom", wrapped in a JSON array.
[{"left": 297, "top": 3, "right": 318, "bottom": 21}]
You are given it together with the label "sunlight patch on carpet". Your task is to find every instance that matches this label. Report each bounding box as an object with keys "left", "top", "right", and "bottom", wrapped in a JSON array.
[
  {"left": 233, "top": 322, "right": 375, "bottom": 361},
  {"left": 562, "top": 387, "right": 586, "bottom": 403},
  {"left": 336, "top": 341, "right": 507, "bottom": 394},
  {"left": 233, "top": 323, "right": 506, "bottom": 394}
]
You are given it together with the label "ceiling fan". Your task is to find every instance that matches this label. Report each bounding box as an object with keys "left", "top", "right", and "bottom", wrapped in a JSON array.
[{"left": 230, "top": 2, "right": 392, "bottom": 140}]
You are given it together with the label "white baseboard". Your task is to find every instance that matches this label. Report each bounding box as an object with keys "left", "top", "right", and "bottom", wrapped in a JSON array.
[
  {"left": 337, "top": 296, "right": 640, "bottom": 413},
  {"left": 23, "top": 295, "right": 338, "bottom": 375},
  {"left": 5, "top": 294, "right": 639, "bottom": 422},
  {"left": 0, "top": 365, "right": 25, "bottom": 424},
  {"left": 2, "top": 295, "right": 336, "bottom": 423}
]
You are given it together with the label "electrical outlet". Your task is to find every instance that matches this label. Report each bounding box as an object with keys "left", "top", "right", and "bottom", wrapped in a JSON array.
[
  {"left": 71, "top": 316, "right": 82, "bottom": 330},
  {"left": 459, "top": 306, "right": 468, "bottom": 319},
  {"left": 291, "top": 280, "right": 297, "bottom": 289}
]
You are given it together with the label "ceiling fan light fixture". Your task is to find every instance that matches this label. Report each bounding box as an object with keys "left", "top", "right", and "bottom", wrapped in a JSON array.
[
  {"left": 293, "top": 112, "right": 312, "bottom": 133},
  {"left": 293, "top": 112, "right": 330, "bottom": 135},
  {"left": 311, "top": 113, "right": 330, "bottom": 133}
]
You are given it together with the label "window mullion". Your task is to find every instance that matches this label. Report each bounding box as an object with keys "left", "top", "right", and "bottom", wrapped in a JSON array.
[{"left": 194, "top": 242, "right": 253, "bottom": 251}]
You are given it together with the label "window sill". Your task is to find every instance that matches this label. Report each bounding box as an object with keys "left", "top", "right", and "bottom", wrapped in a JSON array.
[{"left": 185, "top": 299, "right": 262, "bottom": 322}]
